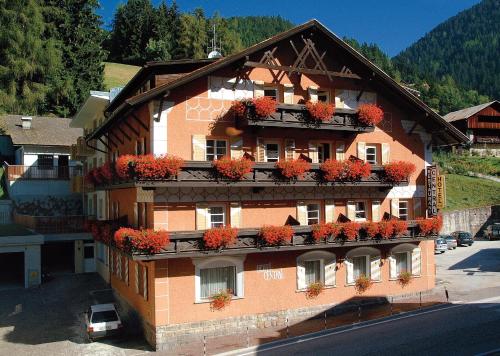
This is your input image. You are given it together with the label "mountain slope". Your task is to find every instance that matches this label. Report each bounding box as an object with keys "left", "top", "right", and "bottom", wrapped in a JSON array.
[{"left": 394, "top": 0, "right": 500, "bottom": 98}]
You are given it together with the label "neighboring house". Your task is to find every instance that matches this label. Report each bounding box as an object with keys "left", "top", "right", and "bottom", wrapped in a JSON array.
[
  {"left": 80, "top": 20, "right": 467, "bottom": 351},
  {"left": 0, "top": 115, "right": 93, "bottom": 288},
  {"left": 444, "top": 100, "right": 500, "bottom": 156}
]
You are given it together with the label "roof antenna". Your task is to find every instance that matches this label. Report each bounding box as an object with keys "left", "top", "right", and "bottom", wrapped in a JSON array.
[{"left": 207, "top": 24, "right": 223, "bottom": 59}]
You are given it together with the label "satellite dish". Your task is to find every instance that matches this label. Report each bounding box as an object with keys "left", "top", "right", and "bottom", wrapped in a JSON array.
[{"left": 208, "top": 50, "right": 223, "bottom": 59}]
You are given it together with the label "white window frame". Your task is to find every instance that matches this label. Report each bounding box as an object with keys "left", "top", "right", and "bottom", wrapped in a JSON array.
[
  {"left": 206, "top": 139, "right": 227, "bottom": 161},
  {"left": 264, "top": 142, "right": 280, "bottom": 162},
  {"left": 193, "top": 256, "right": 245, "bottom": 303},
  {"left": 297, "top": 251, "right": 336, "bottom": 290},
  {"left": 399, "top": 200, "right": 409, "bottom": 221},
  {"left": 390, "top": 243, "right": 420, "bottom": 278},
  {"left": 208, "top": 205, "right": 226, "bottom": 228},
  {"left": 306, "top": 203, "right": 321, "bottom": 225},
  {"left": 365, "top": 145, "right": 377, "bottom": 164},
  {"left": 354, "top": 201, "right": 367, "bottom": 222},
  {"left": 395, "top": 251, "right": 410, "bottom": 274},
  {"left": 352, "top": 255, "right": 370, "bottom": 280},
  {"left": 345, "top": 247, "right": 381, "bottom": 284},
  {"left": 304, "top": 259, "right": 324, "bottom": 285}
]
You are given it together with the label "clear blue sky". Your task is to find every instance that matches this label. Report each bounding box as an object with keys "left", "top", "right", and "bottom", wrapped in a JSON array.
[{"left": 97, "top": 0, "right": 481, "bottom": 56}]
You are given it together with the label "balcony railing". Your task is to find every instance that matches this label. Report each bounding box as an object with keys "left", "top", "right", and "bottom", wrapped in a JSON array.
[
  {"left": 5, "top": 165, "right": 82, "bottom": 181},
  {"left": 238, "top": 103, "right": 375, "bottom": 132},
  {"left": 71, "top": 137, "right": 95, "bottom": 159},
  {"left": 474, "top": 136, "right": 500, "bottom": 144},
  {"left": 95, "top": 161, "right": 406, "bottom": 189},
  {"left": 133, "top": 222, "right": 433, "bottom": 260},
  {"left": 13, "top": 213, "right": 91, "bottom": 234}
]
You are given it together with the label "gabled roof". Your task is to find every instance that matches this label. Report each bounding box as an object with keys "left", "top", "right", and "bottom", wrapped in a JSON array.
[
  {"left": 91, "top": 19, "right": 468, "bottom": 146},
  {"left": 443, "top": 101, "right": 500, "bottom": 123},
  {"left": 1, "top": 115, "right": 82, "bottom": 147}
]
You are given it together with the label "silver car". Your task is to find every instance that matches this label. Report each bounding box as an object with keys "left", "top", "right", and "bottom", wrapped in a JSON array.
[
  {"left": 440, "top": 235, "right": 457, "bottom": 250},
  {"left": 434, "top": 238, "right": 447, "bottom": 254}
]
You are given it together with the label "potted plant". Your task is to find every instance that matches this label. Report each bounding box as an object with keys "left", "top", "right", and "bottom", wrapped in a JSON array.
[
  {"left": 276, "top": 159, "right": 311, "bottom": 180},
  {"left": 363, "top": 221, "right": 380, "bottom": 239},
  {"left": 378, "top": 220, "right": 395, "bottom": 239},
  {"left": 305, "top": 101, "right": 335, "bottom": 122},
  {"left": 355, "top": 275, "right": 372, "bottom": 294},
  {"left": 134, "top": 154, "right": 184, "bottom": 180},
  {"left": 341, "top": 222, "right": 361, "bottom": 241},
  {"left": 383, "top": 161, "right": 416, "bottom": 183},
  {"left": 357, "top": 103, "right": 384, "bottom": 126},
  {"left": 209, "top": 289, "right": 232, "bottom": 311},
  {"left": 305, "top": 282, "right": 324, "bottom": 299},
  {"left": 260, "top": 225, "right": 294, "bottom": 246},
  {"left": 203, "top": 226, "right": 238, "bottom": 249},
  {"left": 252, "top": 97, "right": 277, "bottom": 117},
  {"left": 231, "top": 100, "right": 247, "bottom": 118},
  {"left": 115, "top": 154, "right": 137, "bottom": 180},
  {"left": 397, "top": 271, "right": 412, "bottom": 287},
  {"left": 114, "top": 227, "right": 139, "bottom": 251},
  {"left": 344, "top": 159, "right": 371, "bottom": 181},
  {"left": 392, "top": 219, "right": 408, "bottom": 237},
  {"left": 213, "top": 157, "right": 254, "bottom": 180},
  {"left": 320, "top": 159, "right": 344, "bottom": 181},
  {"left": 417, "top": 218, "right": 434, "bottom": 236}
]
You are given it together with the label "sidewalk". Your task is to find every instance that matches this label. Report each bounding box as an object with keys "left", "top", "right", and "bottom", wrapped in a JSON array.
[{"left": 174, "top": 289, "right": 449, "bottom": 355}]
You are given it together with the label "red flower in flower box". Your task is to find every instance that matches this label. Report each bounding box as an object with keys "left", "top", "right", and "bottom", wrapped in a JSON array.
[
  {"left": 342, "top": 222, "right": 361, "bottom": 241},
  {"left": 130, "top": 229, "right": 170, "bottom": 254},
  {"left": 417, "top": 218, "right": 434, "bottom": 236},
  {"left": 203, "top": 226, "right": 238, "bottom": 249},
  {"left": 114, "top": 227, "right": 138, "bottom": 250},
  {"left": 213, "top": 157, "right": 254, "bottom": 180},
  {"left": 363, "top": 221, "right": 380, "bottom": 239},
  {"left": 276, "top": 159, "right": 311, "bottom": 179},
  {"left": 383, "top": 161, "right": 416, "bottom": 183},
  {"left": 260, "top": 225, "right": 294, "bottom": 246},
  {"left": 252, "top": 96, "right": 277, "bottom": 117},
  {"left": 431, "top": 215, "right": 443, "bottom": 234},
  {"left": 115, "top": 154, "right": 136, "bottom": 180},
  {"left": 392, "top": 219, "right": 408, "bottom": 237},
  {"left": 231, "top": 100, "right": 247, "bottom": 118},
  {"left": 320, "top": 159, "right": 344, "bottom": 181},
  {"left": 312, "top": 223, "right": 331, "bottom": 241},
  {"left": 344, "top": 160, "right": 371, "bottom": 181},
  {"left": 134, "top": 154, "right": 183, "bottom": 180},
  {"left": 100, "top": 162, "right": 114, "bottom": 183},
  {"left": 100, "top": 224, "right": 113, "bottom": 244},
  {"left": 92, "top": 167, "right": 105, "bottom": 185},
  {"left": 378, "top": 220, "right": 395, "bottom": 239},
  {"left": 305, "top": 101, "right": 335, "bottom": 122},
  {"left": 357, "top": 103, "right": 384, "bottom": 126},
  {"left": 209, "top": 289, "right": 232, "bottom": 311}
]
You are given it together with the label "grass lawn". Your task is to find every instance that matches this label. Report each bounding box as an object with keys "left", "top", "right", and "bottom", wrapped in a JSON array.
[
  {"left": 444, "top": 174, "right": 500, "bottom": 211},
  {"left": 0, "top": 224, "right": 34, "bottom": 236},
  {"left": 434, "top": 152, "right": 500, "bottom": 176},
  {"left": 103, "top": 62, "right": 140, "bottom": 90}
]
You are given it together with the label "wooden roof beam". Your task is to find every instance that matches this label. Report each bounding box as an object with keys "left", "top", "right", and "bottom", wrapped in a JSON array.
[{"left": 244, "top": 61, "right": 361, "bottom": 79}]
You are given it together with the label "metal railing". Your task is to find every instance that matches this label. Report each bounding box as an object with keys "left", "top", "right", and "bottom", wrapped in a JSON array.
[
  {"left": 5, "top": 164, "right": 82, "bottom": 180},
  {"left": 13, "top": 213, "right": 91, "bottom": 234}
]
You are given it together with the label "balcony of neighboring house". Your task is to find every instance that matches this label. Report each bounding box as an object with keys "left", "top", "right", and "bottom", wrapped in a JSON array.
[
  {"left": 473, "top": 135, "right": 500, "bottom": 144},
  {"left": 71, "top": 137, "right": 95, "bottom": 160},
  {"left": 13, "top": 213, "right": 92, "bottom": 234},
  {"left": 4, "top": 164, "right": 82, "bottom": 181}
]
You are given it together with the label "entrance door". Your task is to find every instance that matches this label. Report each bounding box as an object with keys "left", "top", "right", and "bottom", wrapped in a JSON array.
[
  {"left": 58, "top": 155, "right": 69, "bottom": 179},
  {"left": 83, "top": 243, "right": 96, "bottom": 273}
]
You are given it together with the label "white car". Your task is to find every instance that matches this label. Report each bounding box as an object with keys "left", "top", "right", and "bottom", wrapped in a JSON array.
[{"left": 85, "top": 303, "right": 123, "bottom": 340}]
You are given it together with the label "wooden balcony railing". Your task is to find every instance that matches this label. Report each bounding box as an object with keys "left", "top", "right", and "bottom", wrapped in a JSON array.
[
  {"left": 474, "top": 136, "right": 500, "bottom": 144},
  {"left": 71, "top": 137, "right": 95, "bottom": 159},
  {"left": 133, "top": 222, "right": 433, "bottom": 260},
  {"left": 239, "top": 103, "right": 375, "bottom": 132},
  {"left": 5, "top": 165, "right": 82, "bottom": 181},
  {"left": 13, "top": 213, "right": 91, "bottom": 234}
]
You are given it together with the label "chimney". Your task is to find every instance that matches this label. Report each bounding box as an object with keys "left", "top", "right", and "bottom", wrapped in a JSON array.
[{"left": 21, "top": 116, "right": 32, "bottom": 130}]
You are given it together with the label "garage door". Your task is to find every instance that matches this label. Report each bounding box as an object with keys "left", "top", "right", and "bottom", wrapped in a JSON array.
[{"left": 0, "top": 252, "right": 24, "bottom": 289}]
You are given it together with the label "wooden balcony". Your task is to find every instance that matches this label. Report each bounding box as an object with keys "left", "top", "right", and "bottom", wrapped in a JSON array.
[
  {"left": 13, "top": 213, "right": 91, "bottom": 234},
  {"left": 133, "top": 222, "right": 433, "bottom": 260},
  {"left": 5, "top": 165, "right": 82, "bottom": 181},
  {"left": 238, "top": 103, "right": 375, "bottom": 132},
  {"left": 96, "top": 161, "right": 406, "bottom": 189}
]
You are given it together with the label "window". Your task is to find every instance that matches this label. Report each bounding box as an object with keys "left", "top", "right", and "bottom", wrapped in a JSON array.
[
  {"left": 355, "top": 201, "right": 366, "bottom": 221},
  {"left": 264, "top": 143, "right": 280, "bottom": 162},
  {"left": 317, "top": 90, "right": 330, "bottom": 103},
  {"left": 306, "top": 203, "right": 320, "bottom": 225},
  {"left": 297, "top": 251, "right": 336, "bottom": 289},
  {"left": 208, "top": 206, "right": 225, "bottom": 228},
  {"left": 395, "top": 252, "right": 409, "bottom": 274},
  {"left": 304, "top": 260, "right": 322, "bottom": 285},
  {"left": 264, "top": 86, "right": 278, "bottom": 100},
  {"left": 200, "top": 266, "right": 236, "bottom": 299},
  {"left": 399, "top": 201, "right": 409, "bottom": 221},
  {"left": 206, "top": 139, "right": 227, "bottom": 161},
  {"left": 390, "top": 244, "right": 420, "bottom": 278},
  {"left": 317, "top": 143, "right": 331, "bottom": 163},
  {"left": 38, "top": 154, "right": 53, "bottom": 167},
  {"left": 365, "top": 145, "right": 377, "bottom": 164},
  {"left": 353, "top": 255, "right": 368, "bottom": 279},
  {"left": 84, "top": 245, "right": 94, "bottom": 259}
]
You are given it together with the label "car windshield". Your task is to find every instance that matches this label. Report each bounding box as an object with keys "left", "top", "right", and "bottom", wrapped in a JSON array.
[
  {"left": 91, "top": 310, "right": 118, "bottom": 323},
  {"left": 458, "top": 232, "right": 471, "bottom": 238},
  {"left": 436, "top": 239, "right": 446, "bottom": 244}
]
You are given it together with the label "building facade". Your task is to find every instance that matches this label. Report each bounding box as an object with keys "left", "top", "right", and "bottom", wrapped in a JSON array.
[{"left": 82, "top": 21, "right": 467, "bottom": 350}]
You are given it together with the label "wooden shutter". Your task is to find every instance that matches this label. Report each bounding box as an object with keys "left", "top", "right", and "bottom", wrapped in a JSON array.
[
  {"left": 391, "top": 198, "right": 400, "bottom": 218},
  {"left": 372, "top": 201, "right": 381, "bottom": 222},
  {"left": 283, "top": 84, "right": 294, "bottom": 104},
  {"left": 196, "top": 204, "right": 208, "bottom": 230},
  {"left": 414, "top": 198, "right": 423, "bottom": 219},
  {"left": 192, "top": 135, "right": 206, "bottom": 161},
  {"left": 230, "top": 136, "right": 243, "bottom": 159},
  {"left": 335, "top": 141, "right": 345, "bottom": 161},
  {"left": 325, "top": 201, "right": 335, "bottom": 223},
  {"left": 347, "top": 201, "right": 356, "bottom": 221},
  {"left": 308, "top": 142, "right": 318, "bottom": 163},
  {"left": 297, "top": 262, "right": 306, "bottom": 290},
  {"left": 297, "top": 201, "right": 307, "bottom": 225},
  {"left": 357, "top": 142, "right": 366, "bottom": 161},
  {"left": 133, "top": 203, "right": 138, "bottom": 228},
  {"left": 285, "top": 139, "right": 295, "bottom": 160},
  {"left": 411, "top": 247, "right": 421, "bottom": 276},
  {"left": 345, "top": 259, "right": 354, "bottom": 284},
  {"left": 257, "top": 138, "right": 265, "bottom": 162},
  {"left": 253, "top": 80, "right": 264, "bottom": 98},
  {"left": 389, "top": 255, "right": 397, "bottom": 279},
  {"left": 230, "top": 202, "right": 241, "bottom": 228},
  {"left": 370, "top": 255, "right": 381, "bottom": 281},
  {"left": 381, "top": 143, "right": 390, "bottom": 164},
  {"left": 308, "top": 86, "right": 318, "bottom": 103},
  {"left": 324, "top": 259, "right": 336, "bottom": 287}
]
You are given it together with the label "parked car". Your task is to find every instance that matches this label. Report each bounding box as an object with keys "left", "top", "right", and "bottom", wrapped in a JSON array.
[
  {"left": 451, "top": 231, "right": 474, "bottom": 246},
  {"left": 485, "top": 223, "right": 500, "bottom": 240},
  {"left": 440, "top": 235, "right": 457, "bottom": 250},
  {"left": 85, "top": 303, "right": 123, "bottom": 341},
  {"left": 434, "top": 238, "right": 448, "bottom": 254}
]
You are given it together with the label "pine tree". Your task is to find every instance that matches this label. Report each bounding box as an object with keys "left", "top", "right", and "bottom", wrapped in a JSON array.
[
  {"left": 177, "top": 9, "right": 208, "bottom": 59},
  {"left": 145, "top": 0, "right": 173, "bottom": 61},
  {"left": 207, "top": 13, "right": 243, "bottom": 57}
]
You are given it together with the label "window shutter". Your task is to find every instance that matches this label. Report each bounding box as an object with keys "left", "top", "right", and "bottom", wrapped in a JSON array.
[
  {"left": 372, "top": 201, "right": 381, "bottom": 222},
  {"left": 370, "top": 255, "right": 381, "bottom": 281},
  {"left": 391, "top": 198, "right": 400, "bottom": 218},
  {"left": 230, "top": 136, "right": 243, "bottom": 159},
  {"left": 381, "top": 143, "right": 390, "bottom": 164},
  {"left": 192, "top": 135, "right": 206, "bottom": 160},
  {"left": 335, "top": 141, "right": 345, "bottom": 161},
  {"left": 253, "top": 80, "right": 264, "bottom": 98},
  {"left": 308, "top": 86, "right": 318, "bottom": 103},
  {"left": 413, "top": 198, "right": 422, "bottom": 219},
  {"left": 347, "top": 201, "right": 356, "bottom": 221},
  {"left": 285, "top": 139, "right": 295, "bottom": 160},
  {"left": 308, "top": 142, "right": 318, "bottom": 163},
  {"left": 230, "top": 202, "right": 241, "bottom": 228},
  {"left": 389, "top": 255, "right": 397, "bottom": 279},
  {"left": 196, "top": 203, "right": 208, "bottom": 230},
  {"left": 133, "top": 203, "right": 138, "bottom": 228},
  {"left": 324, "top": 259, "right": 336, "bottom": 287},
  {"left": 345, "top": 259, "right": 354, "bottom": 284},
  {"left": 357, "top": 142, "right": 366, "bottom": 161},
  {"left": 257, "top": 138, "right": 265, "bottom": 162},
  {"left": 411, "top": 247, "right": 421, "bottom": 276},
  {"left": 283, "top": 84, "right": 294, "bottom": 104},
  {"left": 325, "top": 201, "right": 335, "bottom": 223},
  {"left": 297, "top": 262, "right": 306, "bottom": 290},
  {"left": 297, "top": 201, "right": 307, "bottom": 225},
  {"left": 143, "top": 266, "right": 148, "bottom": 300}
]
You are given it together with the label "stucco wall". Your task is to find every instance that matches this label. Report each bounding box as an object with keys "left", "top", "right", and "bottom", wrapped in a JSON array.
[{"left": 441, "top": 205, "right": 500, "bottom": 236}]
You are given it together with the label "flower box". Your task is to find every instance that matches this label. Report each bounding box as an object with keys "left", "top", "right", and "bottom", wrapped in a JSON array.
[
  {"left": 305, "top": 282, "right": 324, "bottom": 299},
  {"left": 305, "top": 101, "right": 335, "bottom": 122},
  {"left": 213, "top": 157, "right": 254, "bottom": 180},
  {"left": 203, "top": 226, "right": 238, "bottom": 249},
  {"left": 276, "top": 159, "right": 311, "bottom": 180},
  {"left": 260, "top": 225, "right": 294, "bottom": 246},
  {"left": 355, "top": 275, "right": 372, "bottom": 294},
  {"left": 383, "top": 161, "right": 416, "bottom": 183},
  {"left": 357, "top": 103, "right": 384, "bottom": 126},
  {"left": 209, "top": 290, "right": 232, "bottom": 311}
]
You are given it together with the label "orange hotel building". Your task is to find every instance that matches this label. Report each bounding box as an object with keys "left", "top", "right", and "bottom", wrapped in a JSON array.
[{"left": 81, "top": 20, "right": 467, "bottom": 350}]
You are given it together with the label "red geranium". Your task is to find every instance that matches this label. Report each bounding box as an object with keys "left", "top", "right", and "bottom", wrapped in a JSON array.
[
  {"left": 203, "top": 226, "right": 238, "bottom": 249},
  {"left": 432, "top": 215, "right": 443, "bottom": 234},
  {"left": 100, "top": 224, "right": 113, "bottom": 244},
  {"left": 130, "top": 229, "right": 170, "bottom": 254},
  {"left": 342, "top": 222, "right": 361, "bottom": 241},
  {"left": 231, "top": 100, "right": 247, "bottom": 118},
  {"left": 253, "top": 96, "right": 277, "bottom": 117},
  {"left": 115, "top": 154, "right": 136, "bottom": 180},
  {"left": 305, "top": 101, "right": 335, "bottom": 122},
  {"left": 276, "top": 159, "right": 311, "bottom": 179},
  {"left": 312, "top": 222, "right": 342, "bottom": 241},
  {"left": 417, "top": 218, "right": 434, "bottom": 236},
  {"left": 363, "top": 221, "right": 380, "bottom": 239},
  {"left": 344, "top": 160, "right": 371, "bottom": 181},
  {"left": 357, "top": 103, "right": 384, "bottom": 126},
  {"left": 384, "top": 161, "right": 416, "bottom": 183},
  {"left": 92, "top": 167, "right": 105, "bottom": 185},
  {"left": 114, "top": 227, "right": 138, "bottom": 250},
  {"left": 392, "top": 219, "right": 409, "bottom": 237},
  {"left": 320, "top": 159, "right": 344, "bottom": 181},
  {"left": 213, "top": 157, "right": 254, "bottom": 180},
  {"left": 379, "top": 220, "right": 395, "bottom": 239},
  {"left": 100, "top": 162, "right": 114, "bottom": 183},
  {"left": 134, "top": 154, "right": 183, "bottom": 180},
  {"left": 260, "top": 225, "right": 294, "bottom": 246}
]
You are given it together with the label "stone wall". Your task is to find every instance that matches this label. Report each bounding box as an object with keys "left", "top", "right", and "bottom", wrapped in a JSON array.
[{"left": 441, "top": 205, "right": 500, "bottom": 237}]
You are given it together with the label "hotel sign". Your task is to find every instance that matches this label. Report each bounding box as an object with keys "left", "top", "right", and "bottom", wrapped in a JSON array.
[
  {"left": 426, "top": 165, "right": 438, "bottom": 217},
  {"left": 437, "top": 175, "right": 446, "bottom": 210}
]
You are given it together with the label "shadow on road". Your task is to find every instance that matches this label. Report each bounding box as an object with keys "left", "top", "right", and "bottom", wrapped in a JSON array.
[{"left": 447, "top": 248, "right": 500, "bottom": 272}]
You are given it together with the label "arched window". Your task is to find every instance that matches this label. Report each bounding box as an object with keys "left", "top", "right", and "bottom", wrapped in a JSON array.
[
  {"left": 389, "top": 243, "right": 421, "bottom": 279},
  {"left": 345, "top": 247, "right": 381, "bottom": 284},
  {"left": 296, "top": 251, "right": 336, "bottom": 290}
]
